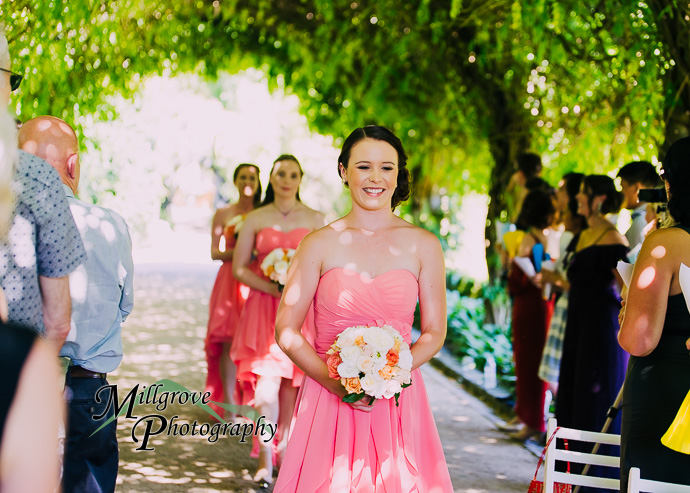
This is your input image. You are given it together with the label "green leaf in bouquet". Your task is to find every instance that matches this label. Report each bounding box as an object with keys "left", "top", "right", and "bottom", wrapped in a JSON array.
[{"left": 342, "top": 392, "right": 366, "bottom": 403}]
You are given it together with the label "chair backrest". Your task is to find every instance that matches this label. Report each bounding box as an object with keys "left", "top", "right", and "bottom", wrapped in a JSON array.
[
  {"left": 627, "top": 467, "right": 690, "bottom": 493},
  {"left": 542, "top": 417, "right": 621, "bottom": 492}
]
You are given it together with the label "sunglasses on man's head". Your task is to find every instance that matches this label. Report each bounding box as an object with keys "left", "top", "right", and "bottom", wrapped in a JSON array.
[{"left": 0, "top": 68, "right": 22, "bottom": 91}]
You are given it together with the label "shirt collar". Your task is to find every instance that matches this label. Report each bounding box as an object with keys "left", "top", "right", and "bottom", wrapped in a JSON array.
[{"left": 62, "top": 183, "right": 75, "bottom": 199}]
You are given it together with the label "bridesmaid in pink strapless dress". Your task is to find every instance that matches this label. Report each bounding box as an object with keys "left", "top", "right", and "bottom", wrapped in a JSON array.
[
  {"left": 275, "top": 268, "right": 453, "bottom": 492},
  {"left": 204, "top": 163, "right": 261, "bottom": 419},
  {"left": 230, "top": 154, "right": 325, "bottom": 485},
  {"left": 274, "top": 126, "right": 453, "bottom": 492},
  {"left": 230, "top": 227, "right": 311, "bottom": 403}
]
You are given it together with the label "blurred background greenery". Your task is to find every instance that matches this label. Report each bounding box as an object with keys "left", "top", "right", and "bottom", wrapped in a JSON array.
[{"left": 4, "top": 0, "right": 688, "bottom": 379}]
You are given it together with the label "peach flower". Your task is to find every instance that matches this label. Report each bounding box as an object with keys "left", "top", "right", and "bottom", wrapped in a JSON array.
[
  {"left": 386, "top": 349, "right": 399, "bottom": 365},
  {"left": 342, "top": 377, "right": 362, "bottom": 394},
  {"left": 379, "top": 365, "right": 394, "bottom": 380},
  {"left": 327, "top": 352, "right": 343, "bottom": 379}
]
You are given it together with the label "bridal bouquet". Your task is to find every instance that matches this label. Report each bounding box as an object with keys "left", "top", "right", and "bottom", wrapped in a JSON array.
[
  {"left": 260, "top": 247, "right": 295, "bottom": 286},
  {"left": 326, "top": 324, "right": 413, "bottom": 406}
]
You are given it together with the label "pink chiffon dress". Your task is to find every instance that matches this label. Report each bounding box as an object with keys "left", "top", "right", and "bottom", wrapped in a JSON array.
[
  {"left": 230, "top": 227, "right": 312, "bottom": 406},
  {"left": 204, "top": 222, "right": 249, "bottom": 417},
  {"left": 274, "top": 267, "right": 454, "bottom": 493}
]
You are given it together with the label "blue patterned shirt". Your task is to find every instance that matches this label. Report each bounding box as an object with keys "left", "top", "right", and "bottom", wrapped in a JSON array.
[
  {"left": 0, "top": 151, "right": 87, "bottom": 333},
  {"left": 59, "top": 185, "right": 134, "bottom": 373}
]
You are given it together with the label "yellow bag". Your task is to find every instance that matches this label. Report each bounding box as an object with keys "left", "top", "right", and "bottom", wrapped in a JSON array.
[{"left": 661, "top": 389, "right": 690, "bottom": 454}]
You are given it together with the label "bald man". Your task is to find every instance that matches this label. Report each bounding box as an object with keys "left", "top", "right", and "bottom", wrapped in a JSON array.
[
  {"left": 0, "top": 32, "right": 86, "bottom": 349},
  {"left": 19, "top": 116, "right": 134, "bottom": 493}
]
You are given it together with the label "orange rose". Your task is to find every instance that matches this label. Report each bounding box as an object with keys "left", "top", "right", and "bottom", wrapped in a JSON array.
[
  {"left": 386, "top": 349, "right": 399, "bottom": 365},
  {"left": 342, "top": 377, "right": 362, "bottom": 394},
  {"left": 327, "top": 352, "right": 343, "bottom": 379},
  {"left": 379, "top": 365, "right": 394, "bottom": 380}
]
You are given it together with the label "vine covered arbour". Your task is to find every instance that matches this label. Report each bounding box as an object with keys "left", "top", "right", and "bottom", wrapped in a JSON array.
[{"left": 3, "top": 0, "right": 688, "bottom": 276}]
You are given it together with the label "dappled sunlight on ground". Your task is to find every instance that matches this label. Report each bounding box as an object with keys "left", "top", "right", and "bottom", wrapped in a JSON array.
[{"left": 113, "top": 263, "right": 271, "bottom": 492}]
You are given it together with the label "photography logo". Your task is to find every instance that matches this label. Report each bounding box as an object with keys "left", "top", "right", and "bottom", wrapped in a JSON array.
[{"left": 90, "top": 379, "right": 276, "bottom": 451}]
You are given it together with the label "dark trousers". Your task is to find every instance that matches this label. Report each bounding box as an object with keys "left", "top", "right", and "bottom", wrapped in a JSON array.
[{"left": 62, "top": 373, "right": 119, "bottom": 493}]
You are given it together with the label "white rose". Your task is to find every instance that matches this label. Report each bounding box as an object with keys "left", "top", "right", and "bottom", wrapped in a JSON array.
[
  {"left": 337, "top": 362, "right": 360, "bottom": 378},
  {"left": 362, "top": 345, "right": 375, "bottom": 357},
  {"left": 382, "top": 380, "right": 402, "bottom": 399},
  {"left": 356, "top": 355, "right": 376, "bottom": 373},
  {"left": 340, "top": 345, "right": 363, "bottom": 364},
  {"left": 363, "top": 327, "right": 395, "bottom": 354},
  {"left": 397, "top": 349, "right": 413, "bottom": 370},
  {"left": 370, "top": 378, "right": 389, "bottom": 399},
  {"left": 371, "top": 355, "right": 388, "bottom": 373},
  {"left": 273, "top": 260, "right": 289, "bottom": 275},
  {"left": 336, "top": 327, "right": 360, "bottom": 349},
  {"left": 359, "top": 373, "right": 378, "bottom": 393},
  {"left": 393, "top": 369, "right": 412, "bottom": 385}
]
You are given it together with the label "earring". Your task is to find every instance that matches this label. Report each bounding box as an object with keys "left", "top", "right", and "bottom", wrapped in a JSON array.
[
  {"left": 342, "top": 178, "right": 348, "bottom": 186},
  {"left": 597, "top": 202, "right": 603, "bottom": 215}
]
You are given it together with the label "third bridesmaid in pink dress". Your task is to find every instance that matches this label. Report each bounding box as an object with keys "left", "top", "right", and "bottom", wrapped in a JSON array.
[{"left": 205, "top": 163, "right": 261, "bottom": 420}]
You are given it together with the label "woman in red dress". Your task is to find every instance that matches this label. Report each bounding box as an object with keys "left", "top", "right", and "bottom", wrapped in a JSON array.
[
  {"left": 205, "top": 163, "right": 261, "bottom": 420},
  {"left": 507, "top": 189, "right": 557, "bottom": 440}
]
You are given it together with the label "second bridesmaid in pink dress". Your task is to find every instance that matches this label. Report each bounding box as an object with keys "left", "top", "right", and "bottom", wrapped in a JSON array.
[
  {"left": 205, "top": 163, "right": 261, "bottom": 420},
  {"left": 230, "top": 154, "right": 325, "bottom": 486}
]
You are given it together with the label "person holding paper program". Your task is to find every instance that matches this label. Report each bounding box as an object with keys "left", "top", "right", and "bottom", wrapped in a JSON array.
[
  {"left": 504, "top": 189, "right": 556, "bottom": 441},
  {"left": 618, "top": 137, "right": 690, "bottom": 490}
]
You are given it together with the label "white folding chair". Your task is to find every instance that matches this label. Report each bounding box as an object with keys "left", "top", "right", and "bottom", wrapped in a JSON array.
[
  {"left": 627, "top": 467, "right": 690, "bottom": 493},
  {"left": 542, "top": 417, "right": 621, "bottom": 492}
]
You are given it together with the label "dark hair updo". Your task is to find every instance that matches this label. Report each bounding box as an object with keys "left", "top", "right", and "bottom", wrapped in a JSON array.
[
  {"left": 516, "top": 189, "right": 556, "bottom": 230},
  {"left": 583, "top": 174, "right": 624, "bottom": 215},
  {"left": 337, "top": 125, "right": 411, "bottom": 210},
  {"left": 662, "top": 137, "right": 690, "bottom": 226},
  {"left": 261, "top": 154, "right": 303, "bottom": 206},
  {"left": 233, "top": 163, "right": 262, "bottom": 207},
  {"left": 562, "top": 172, "right": 587, "bottom": 231}
]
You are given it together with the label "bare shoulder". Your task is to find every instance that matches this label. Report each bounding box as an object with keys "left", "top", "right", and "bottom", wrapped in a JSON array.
[
  {"left": 299, "top": 203, "right": 326, "bottom": 228},
  {"left": 644, "top": 226, "right": 690, "bottom": 250},
  {"left": 212, "top": 203, "right": 236, "bottom": 223},
  {"left": 243, "top": 204, "right": 271, "bottom": 228},
  {"left": 398, "top": 220, "right": 442, "bottom": 253},
  {"left": 599, "top": 227, "right": 628, "bottom": 247}
]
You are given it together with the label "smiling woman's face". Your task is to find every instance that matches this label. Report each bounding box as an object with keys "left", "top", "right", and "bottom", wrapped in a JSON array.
[{"left": 342, "top": 138, "right": 398, "bottom": 211}]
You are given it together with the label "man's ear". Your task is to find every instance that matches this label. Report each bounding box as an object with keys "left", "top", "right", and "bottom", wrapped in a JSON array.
[{"left": 66, "top": 153, "right": 78, "bottom": 180}]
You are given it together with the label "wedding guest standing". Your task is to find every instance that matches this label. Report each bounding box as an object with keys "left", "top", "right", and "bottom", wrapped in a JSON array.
[
  {"left": 0, "top": 30, "right": 86, "bottom": 349},
  {"left": 205, "top": 163, "right": 261, "bottom": 419},
  {"left": 618, "top": 137, "right": 690, "bottom": 490},
  {"left": 539, "top": 172, "right": 586, "bottom": 391},
  {"left": 19, "top": 116, "right": 134, "bottom": 493},
  {"left": 0, "top": 105, "right": 61, "bottom": 493},
  {"left": 273, "top": 126, "right": 453, "bottom": 492},
  {"left": 505, "top": 189, "right": 556, "bottom": 441},
  {"left": 230, "top": 155, "right": 324, "bottom": 486},
  {"left": 617, "top": 161, "right": 661, "bottom": 261},
  {"left": 556, "top": 174, "right": 628, "bottom": 491}
]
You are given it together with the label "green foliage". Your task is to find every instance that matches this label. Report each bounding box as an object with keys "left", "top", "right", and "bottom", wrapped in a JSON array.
[{"left": 445, "top": 288, "right": 514, "bottom": 378}]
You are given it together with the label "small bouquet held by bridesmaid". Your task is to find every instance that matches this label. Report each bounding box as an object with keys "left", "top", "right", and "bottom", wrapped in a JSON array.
[
  {"left": 260, "top": 247, "right": 296, "bottom": 286},
  {"left": 326, "top": 324, "right": 413, "bottom": 406},
  {"left": 224, "top": 214, "right": 246, "bottom": 238}
]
